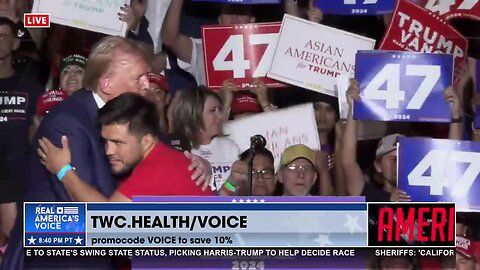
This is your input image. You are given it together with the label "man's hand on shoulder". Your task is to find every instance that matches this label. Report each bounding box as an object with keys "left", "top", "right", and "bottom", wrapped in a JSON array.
[{"left": 184, "top": 151, "right": 212, "bottom": 191}]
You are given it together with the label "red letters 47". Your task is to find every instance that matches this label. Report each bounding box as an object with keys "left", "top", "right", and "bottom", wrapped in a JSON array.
[{"left": 202, "top": 23, "right": 282, "bottom": 89}]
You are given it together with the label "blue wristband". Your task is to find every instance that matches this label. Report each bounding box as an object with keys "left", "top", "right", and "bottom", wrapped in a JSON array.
[{"left": 57, "top": 165, "right": 73, "bottom": 181}]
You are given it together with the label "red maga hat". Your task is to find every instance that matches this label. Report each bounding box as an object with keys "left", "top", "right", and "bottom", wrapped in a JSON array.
[
  {"left": 230, "top": 91, "right": 262, "bottom": 116},
  {"left": 147, "top": 72, "right": 168, "bottom": 93},
  {"left": 36, "top": 89, "right": 69, "bottom": 117}
]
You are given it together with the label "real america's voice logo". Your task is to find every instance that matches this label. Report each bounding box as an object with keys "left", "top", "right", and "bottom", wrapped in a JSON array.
[{"left": 24, "top": 203, "right": 86, "bottom": 247}]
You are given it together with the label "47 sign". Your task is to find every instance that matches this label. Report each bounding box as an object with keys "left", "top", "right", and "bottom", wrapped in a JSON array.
[
  {"left": 353, "top": 51, "right": 453, "bottom": 122},
  {"left": 202, "top": 23, "right": 282, "bottom": 89},
  {"left": 398, "top": 137, "right": 480, "bottom": 211},
  {"left": 314, "top": 0, "right": 396, "bottom": 15}
]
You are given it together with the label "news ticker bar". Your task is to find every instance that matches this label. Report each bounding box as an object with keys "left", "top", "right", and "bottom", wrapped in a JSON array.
[
  {"left": 23, "top": 199, "right": 455, "bottom": 248},
  {"left": 24, "top": 247, "right": 456, "bottom": 258},
  {"left": 24, "top": 247, "right": 456, "bottom": 269}
]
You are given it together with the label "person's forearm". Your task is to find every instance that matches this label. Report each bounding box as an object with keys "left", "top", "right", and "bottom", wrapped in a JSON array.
[
  {"left": 448, "top": 110, "right": 463, "bottom": 140},
  {"left": 318, "top": 170, "right": 334, "bottom": 196},
  {"left": 223, "top": 100, "right": 232, "bottom": 120},
  {"left": 61, "top": 171, "right": 109, "bottom": 202},
  {"left": 0, "top": 202, "right": 16, "bottom": 238},
  {"left": 161, "top": 0, "right": 193, "bottom": 63},
  {"left": 448, "top": 122, "right": 463, "bottom": 140},
  {"left": 341, "top": 113, "right": 357, "bottom": 166},
  {"left": 341, "top": 112, "right": 366, "bottom": 196},
  {"left": 161, "top": 0, "right": 184, "bottom": 46},
  {"left": 334, "top": 125, "right": 347, "bottom": 196}
]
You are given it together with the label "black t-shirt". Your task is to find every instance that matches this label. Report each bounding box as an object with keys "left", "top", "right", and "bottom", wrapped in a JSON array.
[
  {"left": 0, "top": 72, "right": 43, "bottom": 203},
  {"left": 361, "top": 182, "right": 391, "bottom": 202}
]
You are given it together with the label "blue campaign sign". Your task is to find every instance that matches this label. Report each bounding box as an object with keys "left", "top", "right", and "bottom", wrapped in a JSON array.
[
  {"left": 24, "top": 203, "right": 86, "bottom": 246},
  {"left": 192, "top": 0, "right": 280, "bottom": 4},
  {"left": 314, "top": 0, "right": 395, "bottom": 15},
  {"left": 353, "top": 51, "right": 454, "bottom": 122},
  {"left": 398, "top": 137, "right": 480, "bottom": 211}
]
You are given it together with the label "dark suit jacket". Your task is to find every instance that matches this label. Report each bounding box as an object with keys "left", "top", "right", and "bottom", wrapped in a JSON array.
[
  {"left": 2, "top": 89, "right": 116, "bottom": 269},
  {"left": 26, "top": 88, "right": 115, "bottom": 201}
]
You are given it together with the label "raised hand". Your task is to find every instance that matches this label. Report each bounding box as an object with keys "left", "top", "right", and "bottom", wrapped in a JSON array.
[
  {"left": 249, "top": 79, "right": 269, "bottom": 108},
  {"left": 307, "top": 0, "right": 324, "bottom": 23},
  {"left": 390, "top": 188, "right": 411, "bottom": 202},
  {"left": 444, "top": 85, "right": 462, "bottom": 119},
  {"left": 346, "top": 79, "right": 361, "bottom": 116}
]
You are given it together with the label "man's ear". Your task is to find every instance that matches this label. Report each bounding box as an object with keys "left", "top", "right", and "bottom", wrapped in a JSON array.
[
  {"left": 250, "top": 16, "right": 256, "bottom": 23},
  {"left": 98, "top": 76, "right": 112, "bottom": 95},
  {"left": 141, "top": 134, "right": 156, "bottom": 155},
  {"left": 374, "top": 159, "right": 382, "bottom": 174}
]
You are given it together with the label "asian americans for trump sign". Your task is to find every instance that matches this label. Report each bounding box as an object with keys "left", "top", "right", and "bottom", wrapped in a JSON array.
[{"left": 268, "top": 14, "right": 375, "bottom": 97}]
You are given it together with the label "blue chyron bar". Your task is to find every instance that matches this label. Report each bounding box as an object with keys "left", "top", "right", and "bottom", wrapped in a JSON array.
[
  {"left": 133, "top": 196, "right": 368, "bottom": 269},
  {"left": 23, "top": 197, "right": 457, "bottom": 269}
]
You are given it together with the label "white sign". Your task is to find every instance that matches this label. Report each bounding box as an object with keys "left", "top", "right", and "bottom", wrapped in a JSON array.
[
  {"left": 336, "top": 73, "right": 351, "bottom": 119},
  {"left": 336, "top": 74, "right": 387, "bottom": 140},
  {"left": 146, "top": 0, "right": 171, "bottom": 53},
  {"left": 223, "top": 103, "right": 321, "bottom": 169},
  {"left": 32, "top": 0, "right": 129, "bottom": 36},
  {"left": 268, "top": 14, "right": 376, "bottom": 96}
]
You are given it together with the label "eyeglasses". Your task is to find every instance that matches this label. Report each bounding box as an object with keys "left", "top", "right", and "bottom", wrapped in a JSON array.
[
  {"left": 252, "top": 169, "right": 274, "bottom": 179},
  {"left": 285, "top": 164, "right": 315, "bottom": 173}
]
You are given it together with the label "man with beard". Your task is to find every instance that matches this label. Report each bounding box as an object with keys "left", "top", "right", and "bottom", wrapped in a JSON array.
[{"left": 38, "top": 93, "right": 214, "bottom": 201}]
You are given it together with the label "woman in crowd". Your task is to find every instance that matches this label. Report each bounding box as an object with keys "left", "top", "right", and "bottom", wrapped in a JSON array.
[
  {"left": 170, "top": 86, "right": 241, "bottom": 190},
  {"left": 240, "top": 148, "right": 276, "bottom": 196},
  {"left": 30, "top": 54, "right": 87, "bottom": 139},
  {"left": 56, "top": 54, "right": 87, "bottom": 95}
]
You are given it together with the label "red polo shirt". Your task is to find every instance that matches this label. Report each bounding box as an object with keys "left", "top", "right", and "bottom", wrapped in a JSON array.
[{"left": 118, "top": 142, "right": 214, "bottom": 198}]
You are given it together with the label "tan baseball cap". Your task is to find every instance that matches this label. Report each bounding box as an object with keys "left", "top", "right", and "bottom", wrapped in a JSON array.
[{"left": 280, "top": 144, "right": 316, "bottom": 166}]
